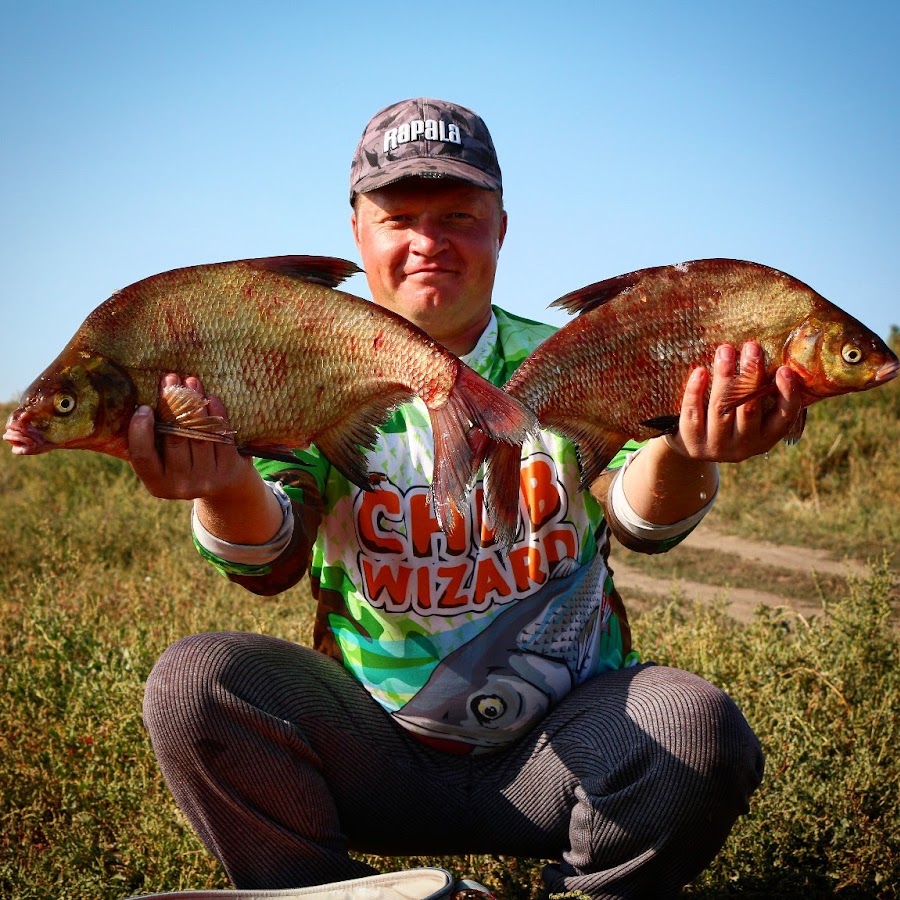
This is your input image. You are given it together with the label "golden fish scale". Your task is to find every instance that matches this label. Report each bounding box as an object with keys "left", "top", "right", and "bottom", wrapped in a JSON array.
[
  {"left": 509, "top": 262, "right": 819, "bottom": 439},
  {"left": 77, "top": 263, "right": 455, "bottom": 443}
]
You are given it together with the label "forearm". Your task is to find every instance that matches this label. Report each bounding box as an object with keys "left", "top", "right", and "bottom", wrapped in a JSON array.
[
  {"left": 227, "top": 496, "right": 321, "bottom": 596},
  {"left": 194, "top": 465, "right": 285, "bottom": 545},
  {"left": 195, "top": 468, "right": 324, "bottom": 596},
  {"left": 620, "top": 436, "right": 719, "bottom": 525}
]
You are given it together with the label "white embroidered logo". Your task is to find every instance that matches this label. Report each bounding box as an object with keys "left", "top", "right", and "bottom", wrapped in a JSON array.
[{"left": 384, "top": 119, "right": 462, "bottom": 152}]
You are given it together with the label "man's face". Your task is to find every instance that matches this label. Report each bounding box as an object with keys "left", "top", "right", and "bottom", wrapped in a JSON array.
[{"left": 351, "top": 178, "right": 507, "bottom": 355}]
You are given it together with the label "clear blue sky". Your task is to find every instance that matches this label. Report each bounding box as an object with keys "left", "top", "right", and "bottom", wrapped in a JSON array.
[{"left": 2, "top": 1, "right": 897, "bottom": 402}]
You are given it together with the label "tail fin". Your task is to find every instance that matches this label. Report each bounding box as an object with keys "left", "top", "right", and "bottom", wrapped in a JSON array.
[
  {"left": 428, "top": 365, "right": 537, "bottom": 540},
  {"left": 479, "top": 436, "right": 524, "bottom": 548}
]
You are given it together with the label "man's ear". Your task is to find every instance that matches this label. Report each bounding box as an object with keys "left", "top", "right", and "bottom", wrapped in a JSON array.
[{"left": 498, "top": 211, "right": 508, "bottom": 254}]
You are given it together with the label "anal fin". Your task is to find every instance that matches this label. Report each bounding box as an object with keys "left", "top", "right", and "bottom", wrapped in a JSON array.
[{"left": 546, "top": 417, "right": 630, "bottom": 490}]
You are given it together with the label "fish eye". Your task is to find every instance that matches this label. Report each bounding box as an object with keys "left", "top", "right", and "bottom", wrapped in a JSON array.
[
  {"left": 841, "top": 344, "right": 863, "bottom": 365},
  {"left": 472, "top": 694, "right": 507, "bottom": 723},
  {"left": 53, "top": 392, "right": 77, "bottom": 415}
]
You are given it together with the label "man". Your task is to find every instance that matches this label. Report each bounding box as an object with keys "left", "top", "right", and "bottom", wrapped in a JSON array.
[{"left": 130, "top": 98, "right": 802, "bottom": 899}]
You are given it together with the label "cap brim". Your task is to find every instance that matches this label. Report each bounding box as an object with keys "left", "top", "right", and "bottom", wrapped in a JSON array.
[{"left": 351, "top": 157, "right": 501, "bottom": 199}]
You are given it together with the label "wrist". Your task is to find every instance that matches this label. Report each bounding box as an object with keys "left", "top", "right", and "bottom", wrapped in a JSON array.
[
  {"left": 193, "top": 481, "right": 294, "bottom": 563},
  {"left": 623, "top": 437, "right": 719, "bottom": 524},
  {"left": 195, "top": 468, "right": 284, "bottom": 545}
]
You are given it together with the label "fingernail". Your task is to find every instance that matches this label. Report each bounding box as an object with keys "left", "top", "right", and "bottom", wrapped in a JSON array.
[
  {"left": 716, "top": 345, "right": 735, "bottom": 363},
  {"left": 742, "top": 342, "right": 761, "bottom": 361}
]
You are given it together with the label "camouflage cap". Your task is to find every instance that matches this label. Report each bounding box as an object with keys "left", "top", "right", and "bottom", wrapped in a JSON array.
[{"left": 349, "top": 98, "right": 502, "bottom": 203}]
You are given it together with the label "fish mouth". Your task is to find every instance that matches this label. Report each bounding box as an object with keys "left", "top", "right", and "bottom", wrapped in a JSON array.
[
  {"left": 391, "top": 711, "right": 510, "bottom": 748},
  {"left": 2, "top": 420, "right": 50, "bottom": 455},
  {"left": 876, "top": 358, "right": 899, "bottom": 383}
]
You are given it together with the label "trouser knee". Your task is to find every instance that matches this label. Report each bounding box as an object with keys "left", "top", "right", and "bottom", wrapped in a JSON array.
[{"left": 143, "top": 631, "right": 238, "bottom": 747}]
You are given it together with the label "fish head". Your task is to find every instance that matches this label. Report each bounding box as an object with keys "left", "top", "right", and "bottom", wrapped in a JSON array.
[
  {"left": 783, "top": 312, "right": 899, "bottom": 402},
  {"left": 3, "top": 354, "right": 137, "bottom": 458}
]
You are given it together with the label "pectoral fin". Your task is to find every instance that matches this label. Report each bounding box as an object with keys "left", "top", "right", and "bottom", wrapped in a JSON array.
[
  {"left": 719, "top": 354, "right": 778, "bottom": 413},
  {"left": 639, "top": 414, "right": 680, "bottom": 435},
  {"left": 154, "top": 384, "right": 235, "bottom": 443},
  {"left": 783, "top": 407, "right": 808, "bottom": 446}
]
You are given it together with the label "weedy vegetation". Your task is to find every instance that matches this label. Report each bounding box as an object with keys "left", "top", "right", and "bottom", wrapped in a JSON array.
[{"left": 1, "top": 331, "right": 898, "bottom": 899}]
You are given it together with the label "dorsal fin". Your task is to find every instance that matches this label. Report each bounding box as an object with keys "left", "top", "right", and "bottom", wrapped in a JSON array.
[
  {"left": 246, "top": 256, "right": 363, "bottom": 288},
  {"left": 550, "top": 270, "right": 647, "bottom": 316}
]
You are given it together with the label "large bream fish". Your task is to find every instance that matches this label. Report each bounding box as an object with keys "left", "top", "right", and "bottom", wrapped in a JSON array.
[
  {"left": 3, "top": 255, "right": 538, "bottom": 532},
  {"left": 480, "top": 258, "right": 898, "bottom": 542}
]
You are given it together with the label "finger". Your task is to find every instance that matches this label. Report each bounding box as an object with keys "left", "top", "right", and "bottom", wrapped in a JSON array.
[
  {"left": 670, "top": 365, "right": 709, "bottom": 456},
  {"left": 161, "top": 428, "right": 194, "bottom": 475},
  {"left": 128, "top": 405, "right": 165, "bottom": 486},
  {"left": 158, "top": 374, "right": 208, "bottom": 471},
  {"left": 184, "top": 375, "right": 205, "bottom": 396},
  {"left": 734, "top": 341, "right": 765, "bottom": 433},
  {"left": 761, "top": 366, "right": 804, "bottom": 445},
  {"left": 706, "top": 344, "right": 738, "bottom": 449},
  {"left": 206, "top": 394, "right": 227, "bottom": 420}
]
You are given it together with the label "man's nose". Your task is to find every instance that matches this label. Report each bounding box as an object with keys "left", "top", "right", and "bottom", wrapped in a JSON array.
[{"left": 409, "top": 223, "right": 448, "bottom": 255}]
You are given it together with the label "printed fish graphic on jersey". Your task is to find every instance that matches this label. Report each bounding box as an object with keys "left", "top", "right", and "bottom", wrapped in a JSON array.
[{"left": 392, "top": 553, "right": 613, "bottom": 752}]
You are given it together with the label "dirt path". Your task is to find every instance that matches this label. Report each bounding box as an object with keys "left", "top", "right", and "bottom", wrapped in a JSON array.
[{"left": 611, "top": 527, "right": 872, "bottom": 624}]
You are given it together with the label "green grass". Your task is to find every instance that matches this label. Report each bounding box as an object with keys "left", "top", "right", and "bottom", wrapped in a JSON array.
[{"left": 1, "top": 346, "right": 898, "bottom": 899}]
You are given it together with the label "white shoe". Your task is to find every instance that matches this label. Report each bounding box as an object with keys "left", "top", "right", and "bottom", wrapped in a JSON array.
[{"left": 124, "top": 867, "right": 466, "bottom": 899}]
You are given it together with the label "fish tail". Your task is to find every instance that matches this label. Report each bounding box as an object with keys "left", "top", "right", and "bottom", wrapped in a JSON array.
[
  {"left": 429, "top": 366, "right": 537, "bottom": 538},
  {"left": 481, "top": 437, "right": 524, "bottom": 548}
]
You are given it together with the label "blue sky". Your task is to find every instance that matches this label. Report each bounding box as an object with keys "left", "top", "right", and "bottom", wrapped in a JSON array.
[{"left": 2, "top": 1, "right": 897, "bottom": 402}]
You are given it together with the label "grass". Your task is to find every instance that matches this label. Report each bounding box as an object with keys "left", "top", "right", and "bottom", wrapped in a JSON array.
[{"left": 1, "top": 340, "right": 898, "bottom": 898}]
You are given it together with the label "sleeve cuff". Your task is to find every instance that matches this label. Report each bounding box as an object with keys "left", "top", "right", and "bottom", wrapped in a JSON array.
[
  {"left": 191, "top": 481, "right": 294, "bottom": 566},
  {"left": 610, "top": 447, "right": 718, "bottom": 542}
]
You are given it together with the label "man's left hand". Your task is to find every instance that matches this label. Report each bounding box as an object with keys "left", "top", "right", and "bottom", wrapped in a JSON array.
[{"left": 666, "top": 340, "right": 803, "bottom": 464}]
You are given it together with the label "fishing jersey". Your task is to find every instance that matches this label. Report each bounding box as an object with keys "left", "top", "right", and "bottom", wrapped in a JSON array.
[{"left": 198, "top": 307, "right": 643, "bottom": 755}]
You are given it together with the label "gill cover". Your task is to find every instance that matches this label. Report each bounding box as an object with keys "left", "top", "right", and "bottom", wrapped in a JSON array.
[{"left": 24, "top": 355, "right": 136, "bottom": 452}]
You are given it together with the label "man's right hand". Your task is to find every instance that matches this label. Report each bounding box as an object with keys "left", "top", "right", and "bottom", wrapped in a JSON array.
[
  {"left": 128, "top": 374, "right": 284, "bottom": 545},
  {"left": 128, "top": 374, "right": 255, "bottom": 501}
]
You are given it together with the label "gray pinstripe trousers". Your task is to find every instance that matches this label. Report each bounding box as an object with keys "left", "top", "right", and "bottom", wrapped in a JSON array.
[{"left": 143, "top": 631, "right": 763, "bottom": 899}]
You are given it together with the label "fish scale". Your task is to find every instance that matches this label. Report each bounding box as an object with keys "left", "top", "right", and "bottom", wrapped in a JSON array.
[{"left": 516, "top": 554, "right": 612, "bottom": 678}]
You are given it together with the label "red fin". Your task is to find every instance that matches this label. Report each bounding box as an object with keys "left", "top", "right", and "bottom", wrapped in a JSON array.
[
  {"left": 481, "top": 440, "right": 524, "bottom": 548},
  {"left": 313, "top": 388, "right": 412, "bottom": 490},
  {"left": 155, "top": 384, "right": 235, "bottom": 441},
  {"left": 719, "top": 354, "right": 777, "bottom": 413},
  {"left": 783, "top": 407, "right": 807, "bottom": 446},
  {"left": 550, "top": 270, "right": 647, "bottom": 316},
  {"left": 154, "top": 424, "right": 236, "bottom": 445},
  {"left": 245, "top": 256, "right": 363, "bottom": 288},
  {"left": 428, "top": 365, "right": 538, "bottom": 538},
  {"left": 547, "top": 418, "right": 630, "bottom": 490}
]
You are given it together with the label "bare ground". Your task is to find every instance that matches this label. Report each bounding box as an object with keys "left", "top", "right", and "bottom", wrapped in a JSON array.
[{"left": 611, "top": 526, "right": 876, "bottom": 624}]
